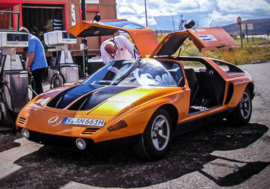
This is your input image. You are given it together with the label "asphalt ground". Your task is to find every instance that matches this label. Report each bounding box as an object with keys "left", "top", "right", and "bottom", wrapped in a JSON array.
[{"left": 0, "top": 62, "right": 269, "bottom": 189}]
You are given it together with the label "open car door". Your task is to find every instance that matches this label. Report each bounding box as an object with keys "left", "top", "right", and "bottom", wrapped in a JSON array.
[
  {"left": 68, "top": 19, "right": 159, "bottom": 58},
  {"left": 150, "top": 27, "right": 238, "bottom": 57}
]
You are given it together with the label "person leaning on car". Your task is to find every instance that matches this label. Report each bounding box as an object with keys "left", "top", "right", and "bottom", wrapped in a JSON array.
[
  {"left": 100, "top": 35, "right": 139, "bottom": 64},
  {"left": 19, "top": 27, "right": 48, "bottom": 96}
]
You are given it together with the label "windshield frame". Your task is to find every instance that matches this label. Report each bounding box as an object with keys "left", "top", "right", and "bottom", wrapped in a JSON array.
[{"left": 83, "top": 58, "right": 178, "bottom": 88}]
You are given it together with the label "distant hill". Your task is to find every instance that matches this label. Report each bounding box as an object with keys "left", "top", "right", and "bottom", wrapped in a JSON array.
[{"left": 223, "top": 18, "right": 270, "bottom": 35}]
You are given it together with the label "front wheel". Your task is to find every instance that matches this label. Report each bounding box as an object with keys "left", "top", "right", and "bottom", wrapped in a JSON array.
[
  {"left": 133, "top": 108, "right": 172, "bottom": 160},
  {"left": 227, "top": 88, "right": 252, "bottom": 126}
]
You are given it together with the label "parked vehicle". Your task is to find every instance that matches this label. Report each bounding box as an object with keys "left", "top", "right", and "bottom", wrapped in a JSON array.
[{"left": 16, "top": 20, "right": 254, "bottom": 160}]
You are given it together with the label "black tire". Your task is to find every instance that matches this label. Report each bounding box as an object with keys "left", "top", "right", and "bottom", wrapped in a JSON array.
[
  {"left": 0, "top": 102, "right": 3, "bottom": 124},
  {"left": 133, "top": 108, "right": 172, "bottom": 160},
  {"left": 227, "top": 88, "right": 252, "bottom": 126}
]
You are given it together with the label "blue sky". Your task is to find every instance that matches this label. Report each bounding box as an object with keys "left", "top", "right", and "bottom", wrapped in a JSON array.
[{"left": 116, "top": 0, "right": 270, "bottom": 30}]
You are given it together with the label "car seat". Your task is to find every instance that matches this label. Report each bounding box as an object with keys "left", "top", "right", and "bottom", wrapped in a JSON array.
[{"left": 184, "top": 68, "right": 200, "bottom": 106}]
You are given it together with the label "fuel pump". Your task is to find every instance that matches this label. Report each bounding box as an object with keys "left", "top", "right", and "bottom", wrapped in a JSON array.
[
  {"left": 0, "top": 30, "right": 29, "bottom": 130},
  {"left": 44, "top": 31, "right": 79, "bottom": 88}
]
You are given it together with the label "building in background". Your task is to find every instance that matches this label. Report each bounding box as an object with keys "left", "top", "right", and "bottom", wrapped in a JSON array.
[{"left": 0, "top": 0, "right": 117, "bottom": 62}]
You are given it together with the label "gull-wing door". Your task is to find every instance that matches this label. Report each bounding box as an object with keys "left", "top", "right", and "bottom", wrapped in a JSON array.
[
  {"left": 68, "top": 19, "right": 159, "bottom": 58},
  {"left": 150, "top": 27, "right": 237, "bottom": 57}
]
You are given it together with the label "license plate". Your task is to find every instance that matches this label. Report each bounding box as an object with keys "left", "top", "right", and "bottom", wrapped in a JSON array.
[{"left": 62, "top": 117, "right": 106, "bottom": 127}]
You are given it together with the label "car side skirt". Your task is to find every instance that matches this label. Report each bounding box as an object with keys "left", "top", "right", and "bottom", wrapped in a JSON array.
[{"left": 173, "top": 107, "right": 235, "bottom": 136}]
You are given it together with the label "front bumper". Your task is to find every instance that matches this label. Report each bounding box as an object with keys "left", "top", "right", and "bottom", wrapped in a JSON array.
[{"left": 18, "top": 128, "right": 141, "bottom": 150}]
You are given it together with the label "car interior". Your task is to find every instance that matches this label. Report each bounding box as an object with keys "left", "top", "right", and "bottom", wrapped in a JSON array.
[{"left": 159, "top": 59, "right": 226, "bottom": 115}]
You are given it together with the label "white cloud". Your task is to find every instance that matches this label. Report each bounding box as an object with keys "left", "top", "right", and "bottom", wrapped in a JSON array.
[
  {"left": 216, "top": 0, "right": 270, "bottom": 13},
  {"left": 147, "top": 17, "right": 158, "bottom": 26},
  {"left": 123, "top": 14, "right": 157, "bottom": 26},
  {"left": 195, "top": 0, "right": 216, "bottom": 12},
  {"left": 130, "top": 3, "right": 145, "bottom": 15},
  {"left": 210, "top": 0, "right": 270, "bottom": 23},
  {"left": 208, "top": 10, "right": 239, "bottom": 22},
  {"left": 116, "top": 0, "right": 270, "bottom": 29},
  {"left": 116, "top": 0, "right": 217, "bottom": 27},
  {"left": 118, "top": 6, "right": 136, "bottom": 15},
  {"left": 145, "top": 0, "right": 214, "bottom": 16}
]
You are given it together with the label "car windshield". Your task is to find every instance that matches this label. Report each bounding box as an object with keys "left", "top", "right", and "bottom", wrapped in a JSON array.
[{"left": 83, "top": 58, "right": 177, "bottom": 87}]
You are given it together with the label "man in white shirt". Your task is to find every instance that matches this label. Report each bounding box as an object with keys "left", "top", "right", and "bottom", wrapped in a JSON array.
[{"left": 100, "top": 35, "right": 138, "bottom": 64}]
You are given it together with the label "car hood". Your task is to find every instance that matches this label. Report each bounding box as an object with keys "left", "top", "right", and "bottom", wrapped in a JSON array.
[
  {"left": 150, "top": 27, "right": 238, "bottom": 57},
  {"left": 28, "top": 84, "right": 179, "bottom": 116}
]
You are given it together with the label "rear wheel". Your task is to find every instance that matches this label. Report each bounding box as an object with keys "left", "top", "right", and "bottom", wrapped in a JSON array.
[
  {"left": 227, "top": 88, "right": 252, "bottom": 126},
  {"left": 133, "top": 108, "right": 172, "bottom": 160}
]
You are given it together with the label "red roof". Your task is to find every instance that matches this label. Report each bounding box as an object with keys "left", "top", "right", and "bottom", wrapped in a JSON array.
[{"left": 0, "top": 1, "right": 21, "bottom": 10}]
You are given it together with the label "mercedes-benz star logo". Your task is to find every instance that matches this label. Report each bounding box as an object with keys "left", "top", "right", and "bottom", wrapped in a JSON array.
[{"left": 48, "top": 116, "right": 62, "bottom": 127}]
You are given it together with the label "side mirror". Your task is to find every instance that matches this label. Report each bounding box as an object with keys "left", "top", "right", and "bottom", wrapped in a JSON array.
[{"left": 184, "top": 20, "right": 195, "bottom": 29}]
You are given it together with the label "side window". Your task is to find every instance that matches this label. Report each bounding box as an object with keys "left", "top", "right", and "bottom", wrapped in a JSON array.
[
  {"left": 214, "top": 60, "right": 244, "bottom": 74},
  {"left": 170, "top": 62, "right": 184, "bottom": 87},
  {"left": 214, "top": 61, "right": 230, "bottom": 72},
  {"left": 181, "top": 61, "right": 207, "bottom": 71},
  {"left": 181, "top": 60, "right": 207, "bottom": 87}
]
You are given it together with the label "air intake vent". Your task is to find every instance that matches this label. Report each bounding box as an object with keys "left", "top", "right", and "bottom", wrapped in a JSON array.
[
  {"left": 69, "top": 86, "right": 134, "bottom": 110},
  {"left": 82, "top": 128, "right": 100, "bottom": 135},
  {"left": 18, "top": 117, "right": 26, "bottom": 125},
  {"left": 47, "top": 85, "right": 103, "bottom": 109}
]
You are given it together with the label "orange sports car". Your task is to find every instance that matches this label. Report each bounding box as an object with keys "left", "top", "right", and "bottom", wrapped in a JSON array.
[{"left": 16, "top": 20, "right": 254, "bottom": 160}]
